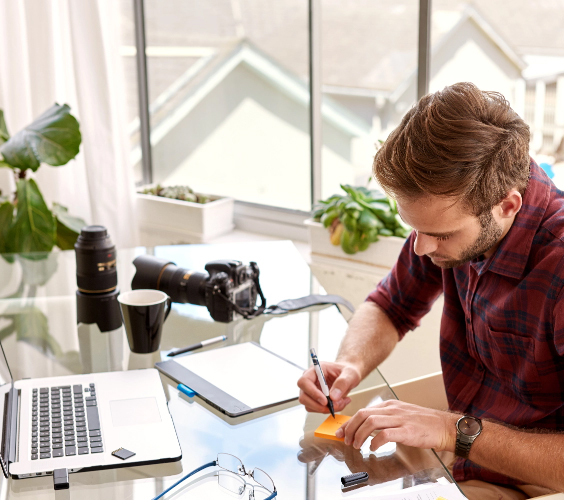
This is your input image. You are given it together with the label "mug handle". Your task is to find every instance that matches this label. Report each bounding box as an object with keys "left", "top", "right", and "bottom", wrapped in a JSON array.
[{"left": 164, "top": 297, "right": 172, "bottom": 321}]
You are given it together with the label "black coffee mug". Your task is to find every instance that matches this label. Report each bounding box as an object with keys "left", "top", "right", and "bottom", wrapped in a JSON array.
[{"left": 118, "top": 290, "right": 172, "bottom": 353}]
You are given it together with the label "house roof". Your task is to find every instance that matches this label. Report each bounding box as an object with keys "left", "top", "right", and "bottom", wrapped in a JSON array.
[{"left": 128, "top": 40, "right": 371, "bottom": 165}]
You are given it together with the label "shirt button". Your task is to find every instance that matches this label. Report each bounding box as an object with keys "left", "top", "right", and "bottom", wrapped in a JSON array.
[{"left": 466, "top": 318, "right": 470, "bottom": 324}]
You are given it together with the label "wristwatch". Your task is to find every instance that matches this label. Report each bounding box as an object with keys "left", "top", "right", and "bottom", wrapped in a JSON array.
[{"left": 455, "top": 415, "right": 482, "bottom": 459}]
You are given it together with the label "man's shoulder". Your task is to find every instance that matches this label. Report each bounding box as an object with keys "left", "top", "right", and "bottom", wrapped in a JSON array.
[
  {"left": 539, "top": 183, "right": 564, "bottom": 243},
  {"left": 529, "top": 185, "right": 564, "bottom": 278}
]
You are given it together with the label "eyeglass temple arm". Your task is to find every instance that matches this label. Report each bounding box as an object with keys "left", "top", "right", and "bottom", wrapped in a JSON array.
[
  {"left": 264, "top": 491, "right": 277, "bottom": 500},
  {"left": 151, "top": 460, "right": 217, "bottom": 500}
]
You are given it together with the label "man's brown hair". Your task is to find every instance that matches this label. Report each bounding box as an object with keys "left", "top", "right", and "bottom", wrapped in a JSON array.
[{"left": 373, "top": 82, "right": 531, "bottom": 215}]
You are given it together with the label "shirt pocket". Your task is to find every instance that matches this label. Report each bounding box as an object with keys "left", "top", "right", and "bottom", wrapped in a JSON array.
[{"left": 484, "top": 328, "right": 542, "bottom": 405}]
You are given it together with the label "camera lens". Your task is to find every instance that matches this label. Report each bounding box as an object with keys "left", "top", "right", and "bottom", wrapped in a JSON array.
[
  {"left": 75, "top": 225, "right": 117, "bottom": 293},
  {"left": 131, "top": 255, "right": 208, "bottom": 305}
]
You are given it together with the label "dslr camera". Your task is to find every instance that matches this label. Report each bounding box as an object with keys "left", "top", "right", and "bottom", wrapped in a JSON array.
[{"left": 131, "top": 255, "right": 264, "bottom": 323}]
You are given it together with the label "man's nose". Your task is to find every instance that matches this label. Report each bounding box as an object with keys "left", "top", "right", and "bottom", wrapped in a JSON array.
[{"left": 413, "top": 232, "right": 438, "bottom": 256}]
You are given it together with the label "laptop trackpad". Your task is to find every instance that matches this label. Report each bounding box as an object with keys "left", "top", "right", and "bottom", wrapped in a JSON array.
[{"left": 110, "top": 398, "right": 162, "bottom": 427}]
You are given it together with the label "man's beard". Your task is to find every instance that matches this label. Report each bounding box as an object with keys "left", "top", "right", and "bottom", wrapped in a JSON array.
[{"left": 429, "top": 211, "right": 504, "bottom": 269}]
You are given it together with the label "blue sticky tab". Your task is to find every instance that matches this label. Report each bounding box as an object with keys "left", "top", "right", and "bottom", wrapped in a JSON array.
[{"left": 177, "top": 383, "right": 196, "bottom": 398}]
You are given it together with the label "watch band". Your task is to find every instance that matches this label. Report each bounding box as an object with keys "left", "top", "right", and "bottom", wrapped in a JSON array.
[{"left": 455, "top": 436, "right": 474, "bottom": 459}]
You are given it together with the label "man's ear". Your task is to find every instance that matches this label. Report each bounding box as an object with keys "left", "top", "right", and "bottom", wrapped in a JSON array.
[{"left": 497, "top": 189, "right": 522, "bottom": 219}]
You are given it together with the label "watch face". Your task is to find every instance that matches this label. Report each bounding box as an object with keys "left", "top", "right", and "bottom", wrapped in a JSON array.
[{"left": 458, "top": 417, "right": 481, "bottom": 436}]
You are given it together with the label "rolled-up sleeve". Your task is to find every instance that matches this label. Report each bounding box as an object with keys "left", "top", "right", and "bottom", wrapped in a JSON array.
[{"left": 367, "top": 232, "right": 444, "bottom": 339}]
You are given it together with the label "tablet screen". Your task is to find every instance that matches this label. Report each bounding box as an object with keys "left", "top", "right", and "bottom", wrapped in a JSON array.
[{"left": 174, "top": 342, "right": 305, "bottom": 409}]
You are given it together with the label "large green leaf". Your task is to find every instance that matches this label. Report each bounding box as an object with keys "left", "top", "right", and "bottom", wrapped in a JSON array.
[
  {"left": 8, "top": 178, "right": 56, "bottom": 254},
  {"left": 0, "top": 110, "right": 9, "bottom": 146},
  {"left": 0, "top": 104, "right": 81, "bottom": 172},
  {"left": 0, "top": 200, "right": 14, "bottom": 254},
  {"left": 52, "top": 203, "right": 86, "bottom": 250}
]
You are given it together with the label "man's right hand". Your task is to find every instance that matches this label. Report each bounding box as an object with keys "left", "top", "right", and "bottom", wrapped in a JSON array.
[{"left": 297, "top": 361, "right": 361, "bottom": 413}]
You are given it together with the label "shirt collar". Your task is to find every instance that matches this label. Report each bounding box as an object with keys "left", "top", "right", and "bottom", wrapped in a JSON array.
[{"left": 472, "top": 160, "right": 551, "bottom": 279}]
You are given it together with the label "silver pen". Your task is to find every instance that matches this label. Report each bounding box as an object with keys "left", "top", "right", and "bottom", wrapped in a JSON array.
[{"left": 310, "top": 348, "right": 335, "bottom": 418}]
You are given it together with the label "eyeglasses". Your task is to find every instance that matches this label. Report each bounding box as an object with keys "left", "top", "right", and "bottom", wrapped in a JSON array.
[
  {"left": 216, "top": 453, "right": 276, "bottom": 499},
  {"left": 152, "top": 452, "right": 277, "bottom": 500}
]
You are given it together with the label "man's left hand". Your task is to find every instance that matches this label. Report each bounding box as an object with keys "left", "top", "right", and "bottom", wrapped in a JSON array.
[{"left": 335, "top": 400, "right": 459, "bottom": 452}]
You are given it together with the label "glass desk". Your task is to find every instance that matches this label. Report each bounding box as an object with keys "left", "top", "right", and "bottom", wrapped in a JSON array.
[{"left": 0, "top": 240, "right": 457, "bottom": 499}]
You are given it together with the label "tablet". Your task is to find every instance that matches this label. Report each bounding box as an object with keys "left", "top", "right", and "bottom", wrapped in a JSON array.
[{"left": 155, "top": 342, "right": 305, "bottom": 417}]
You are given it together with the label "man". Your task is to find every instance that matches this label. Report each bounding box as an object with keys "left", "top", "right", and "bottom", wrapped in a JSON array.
[{"left": 298, "top": 82, "right": 564, "bottom": 499}]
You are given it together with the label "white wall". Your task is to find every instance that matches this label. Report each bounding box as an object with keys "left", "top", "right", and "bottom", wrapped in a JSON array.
[
  {"left": 430, "top": 19, "right": 521, "bottom": 103},
  {"left": 381, "top": 16, "right": 522, "bottom": 139}
]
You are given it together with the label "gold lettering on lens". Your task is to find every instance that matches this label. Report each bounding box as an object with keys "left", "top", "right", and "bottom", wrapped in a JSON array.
[{"left": 97, "top": 259, "right": 116, "bottom": 272}]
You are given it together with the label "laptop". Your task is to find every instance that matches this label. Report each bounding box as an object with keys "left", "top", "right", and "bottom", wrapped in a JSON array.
[{"left": 0, "top": 342, "right": 182, "bottom": 479}]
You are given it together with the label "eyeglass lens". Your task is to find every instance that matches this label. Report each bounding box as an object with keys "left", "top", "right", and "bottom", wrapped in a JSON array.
[
  {"left": 217, "top": 453, "right": 245, "bottom": 475},
  {"left": 218, "top": 470, "right": 246, "bottom": 495},
  {"left": 217, "top": 471, "right": 272, "bottom": 499},
  {"left": 251, "top": 468, "right": 275, "bottom": 493}
]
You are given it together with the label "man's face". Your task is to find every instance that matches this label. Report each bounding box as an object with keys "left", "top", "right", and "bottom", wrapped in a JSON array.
[{"left": 396, "top": 195, "right": 504, "bottom": 269}]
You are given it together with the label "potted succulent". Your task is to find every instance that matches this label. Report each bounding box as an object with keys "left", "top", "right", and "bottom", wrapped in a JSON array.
[
  {"left": 0, "top": 104, "right": 86, "bottom": 259},
  {"left": 136, "top": 184, "right": 234, "bottom": 245},
  {"left": 305, "top": 184, "right": 410, "bottom": 268}
]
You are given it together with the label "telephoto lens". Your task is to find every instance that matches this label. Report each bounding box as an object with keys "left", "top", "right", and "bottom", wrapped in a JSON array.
[
  {"left": 75, "top": 226, "right": 122, "bottom": 333},
  {"left": 75, "top": 226, "right": 117, "bottom": 294},
  {"left": 131, "top": 255, "right": 208, "bottom": 305}
]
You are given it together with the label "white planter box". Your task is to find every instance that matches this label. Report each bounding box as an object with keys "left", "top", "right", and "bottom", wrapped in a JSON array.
[
  {"left": 137, "top": 193, "right": 234, "bottom": 245},
  {"left": 305, "top": 219, "right": 406, "bottom": 270}
]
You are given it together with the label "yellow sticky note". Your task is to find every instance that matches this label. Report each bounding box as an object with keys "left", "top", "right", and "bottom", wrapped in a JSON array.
[
  {"left": 436, "top": 497, "right": 448, "bottom": 500},
  {"left": 314, "top": 414, "right": 351, "bottom": 441}
]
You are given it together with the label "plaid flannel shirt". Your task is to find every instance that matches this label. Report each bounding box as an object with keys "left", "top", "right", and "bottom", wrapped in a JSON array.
[{"left": 368, "top": 160, "right": 564, "bottom": 485}]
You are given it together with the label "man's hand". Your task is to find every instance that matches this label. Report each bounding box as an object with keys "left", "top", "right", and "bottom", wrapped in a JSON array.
[
  {"left": 335, "top": 400, "right": 459, "bottom": 452},
  {"left": 297, "top": 361, "right": 361, "bottom": 413}
]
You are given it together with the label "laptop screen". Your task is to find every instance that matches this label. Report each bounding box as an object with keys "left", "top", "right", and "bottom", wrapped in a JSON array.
[
  {"left": 0, "top": 342, "right": 13, "bottom": 387},
  {"left": 0, "top": 341, "right": 13, "bottom": 478}
]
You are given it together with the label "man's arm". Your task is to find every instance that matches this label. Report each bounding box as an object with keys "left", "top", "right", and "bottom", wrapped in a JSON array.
[
  {"left": 297, "top": 301, "right": 399, "bottom": 413},
  {"left": 337, "top": 401, "right": 564, "bottom": 491},
  {"left": 333, "top": 301, "right": 399, "bottom": 394},
  {"left": 470, "top": 420, "right": 564, "bottom": 491}
]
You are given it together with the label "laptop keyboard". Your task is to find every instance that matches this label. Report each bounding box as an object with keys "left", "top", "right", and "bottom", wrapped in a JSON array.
[{"left": 30, "top": 383, "right": 103, "bottom": 460}]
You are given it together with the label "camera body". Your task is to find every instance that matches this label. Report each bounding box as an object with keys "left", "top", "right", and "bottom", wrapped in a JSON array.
[
  {"left": 203, "top": 260, "right": 259, "bottom": 323},
  {"left": 131, "top": 256, "right": 260, "bottom": 323}
]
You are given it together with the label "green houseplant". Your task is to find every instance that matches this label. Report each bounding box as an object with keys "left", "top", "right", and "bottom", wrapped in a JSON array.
[
  {"left": 312, "top": 184, "right": 410, "bottom": 254},
  {"left": 0, "top": 104, "right": 86, "bottom": 258}
]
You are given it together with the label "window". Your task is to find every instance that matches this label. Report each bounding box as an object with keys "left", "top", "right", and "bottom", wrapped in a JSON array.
[
  {"left": 128, "top": 1, "right": 564, "bottom": 214},
  {"left": 138, "top": 0, "right": 311, "bottom": 211}
]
